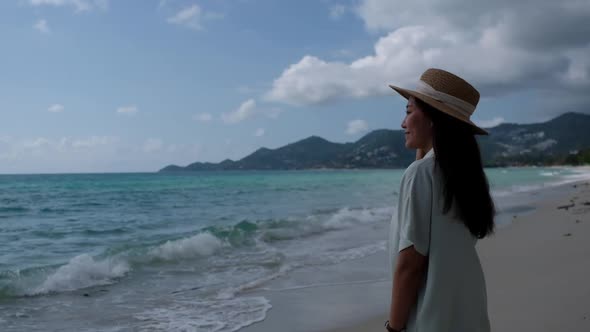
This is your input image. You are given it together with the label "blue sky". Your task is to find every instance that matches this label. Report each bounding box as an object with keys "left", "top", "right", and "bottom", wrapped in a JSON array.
[{"left": 1, "top": 0, "right": 589, "bottom": 173}]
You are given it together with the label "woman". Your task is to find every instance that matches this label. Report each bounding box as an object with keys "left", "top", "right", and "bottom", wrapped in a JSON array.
[{"left": 385, "top": 68, "right": 495, "bottom": 332}]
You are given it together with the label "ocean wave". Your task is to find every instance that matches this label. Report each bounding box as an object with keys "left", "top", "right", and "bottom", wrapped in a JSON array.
[
  {"left": 493, "top": 168, "right": 590, "bottom": 198},
  {"left": 217, "top": 264, "right": 296, "bottom": 300},
  {"left": 31, "top": 254, "right": 129, "bottom": 295},
  {"left": 1, "top": 233, "right": 224, "bottom": 298},
  {"left": 0, "top": 206, "right": 29, "bottom": 213},
  {"left": 134, "top": 296, "right": 272, "bottom": 332},
  {"left": 320, "top": 241, "right": 387, "bottom": 264},
  {"left": 322, "top": 206, "right": 393, "bottom": 229},
  {"left": 262, "top": 278, "right": 389, "bottom": 293},
  {"left": 492, "top": 184, "right": 545, "bottom": 197},
  {"left": 204, "top": 220, "right": 261, "bottom": 247},
  {"left": 207, "top": 206, "right": 393, "bottom": 245},
  {"left": 82, "top": 227, "right": 131, "bottom": 236},
  {"left": 148, "top": 232, "right": 223, "bottom": 261},
  {"left": 39, "top": 207, "right": 69, "bottom": 214},
  {"left": 30, "top": 229, "right": 70, "bottom": 239},
  {"left": 216, "top": 241, "right": 387, "bottom": 301},
  {"left": 1, "top": 205, "right": 393, "bottom": 299},
  {"left": 539, "top": 171, "right": 560, "bottom": 177}
]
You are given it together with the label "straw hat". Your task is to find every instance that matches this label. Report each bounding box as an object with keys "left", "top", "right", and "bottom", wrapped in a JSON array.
[{"left": 389, "top": 68, "right": 488, "bottom": 135}]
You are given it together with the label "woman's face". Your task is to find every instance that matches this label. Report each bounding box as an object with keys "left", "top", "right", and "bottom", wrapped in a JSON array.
[{"left": 401, "top": 97, "right": 433, "bottom": 150}]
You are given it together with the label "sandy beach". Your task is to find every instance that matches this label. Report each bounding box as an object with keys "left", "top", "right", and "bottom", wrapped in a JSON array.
[
  {"left": 243, "top": 179, "right": 590, "bottom": 332},
  {"left": 333, "top": 180, "right": 590, "bottom": 332},
  {"left": 480, "top": 180, "right": 590, "bottom": 331}
]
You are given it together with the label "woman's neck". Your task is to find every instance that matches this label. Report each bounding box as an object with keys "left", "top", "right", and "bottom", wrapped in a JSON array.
[{"left": 421, "top": 142, "right": 433, "bottom": 154}]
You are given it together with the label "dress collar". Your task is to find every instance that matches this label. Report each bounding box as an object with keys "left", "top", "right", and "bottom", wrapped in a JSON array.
[{"left": 424, "top": 148, "right": 435, "bottom": 159}]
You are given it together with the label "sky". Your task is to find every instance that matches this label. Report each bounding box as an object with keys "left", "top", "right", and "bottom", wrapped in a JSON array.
[{"left": 1, "top": 0, "right": 589, "bottom": 174}]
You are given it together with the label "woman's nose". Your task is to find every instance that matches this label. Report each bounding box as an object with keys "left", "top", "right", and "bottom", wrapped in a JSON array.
[{"left": 401, "top": 118, "right": 406, "bottom": 129}]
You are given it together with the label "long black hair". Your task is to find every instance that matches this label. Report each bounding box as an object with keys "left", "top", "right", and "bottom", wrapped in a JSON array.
[{"left": 416, "top": 98, "right": 495, "bottom": 238}]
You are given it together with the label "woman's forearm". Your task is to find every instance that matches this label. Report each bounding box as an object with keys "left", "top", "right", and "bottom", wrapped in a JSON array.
[{"left": 389, "top": 249, "right": 427, "bottom": 330}]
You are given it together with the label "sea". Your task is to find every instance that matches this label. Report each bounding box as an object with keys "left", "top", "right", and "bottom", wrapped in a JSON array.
[{"left": 1, "top": 167, "right": 589, "bottom": 331}]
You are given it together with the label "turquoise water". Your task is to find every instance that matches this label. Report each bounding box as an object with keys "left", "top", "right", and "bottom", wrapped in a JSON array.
[{"left": 0, "top": 167, "right": 587, "bottom": 331}]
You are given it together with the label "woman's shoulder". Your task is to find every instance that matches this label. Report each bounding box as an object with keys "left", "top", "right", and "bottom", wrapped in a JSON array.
[{"left": 403, "top": 154, "right": 435, "bottom": 180}]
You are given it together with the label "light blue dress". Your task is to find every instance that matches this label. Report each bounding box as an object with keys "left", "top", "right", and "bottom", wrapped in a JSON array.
[{"left": 389, "top": 149, "right": 491, "bottom": 332}]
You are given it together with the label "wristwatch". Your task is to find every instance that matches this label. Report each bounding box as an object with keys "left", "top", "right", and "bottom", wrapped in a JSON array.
[{"left": 384, "top": 320, "right": 406, "bottom": 332}]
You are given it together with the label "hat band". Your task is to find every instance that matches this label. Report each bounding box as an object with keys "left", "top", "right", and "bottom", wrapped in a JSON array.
[{"left": 415, "top": 80, "right": 475, "bottom": 119}]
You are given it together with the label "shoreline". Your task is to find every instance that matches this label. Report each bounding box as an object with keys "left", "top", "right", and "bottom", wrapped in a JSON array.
[
  {"left": 479, "top": 180, "right": 590, "bottom": 331},
  {"left": 2, "top": 169, "right": 589, "bottom": 331},
  {"left": 329, "top": 179, "right": 590, "bottom": 331},
  {"left": 243, "top": 178, "right": 590, "bottom": 332},
  {"left": 158, "top": 164, "right": 590, "bottom": 173}
]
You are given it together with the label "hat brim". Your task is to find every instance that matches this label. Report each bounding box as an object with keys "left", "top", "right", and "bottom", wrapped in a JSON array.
[{"left": 389, "top": 85, "right": 489, "bottom": 136}]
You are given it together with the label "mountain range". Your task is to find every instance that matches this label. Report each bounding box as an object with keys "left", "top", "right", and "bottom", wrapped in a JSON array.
[{"left": 159, "top": 112, "right": 590, "bottom": 172}]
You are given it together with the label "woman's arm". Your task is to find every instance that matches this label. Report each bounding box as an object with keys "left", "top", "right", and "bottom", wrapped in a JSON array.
[{"left": 388, "top": 245, "right": 428, "bottom": 330}]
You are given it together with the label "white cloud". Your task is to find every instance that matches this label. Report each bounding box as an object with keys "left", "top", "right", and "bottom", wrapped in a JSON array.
[
  {"left": 329, "top": 5, "right": 347, "bottom": 19},
  {"left": 222, "top": 99, "right": 256, "bottom": 124},
  {"left": 166, "top": 144, "right": 178, "bottom": 153},
  {"left": 166, "top": 4, "right": 223, "bottom": 30},
  {"left": 0, "top": 135, "right": 209, "bottom": 173},
  {"left": 254, "top": 128, "right": 265, "bottom": 137},
  {"left": 167, "top": 4, "right": 202, "bottom": 30},
  {"left": 143, "top": 138, "right": 164, "bottom": 153},
  {"left": 262, "top": 107, "right": 283, "bottom": 119},
  {"left": 29, "top": 0, "right": 108, "bottom": 12},
  {"left": 23, "top": 137, "right": 52, "bottom": 149},
  {"left": 9, "top": 136, "right": 117, "bottom": 159},
  {"left": 47, "top": 104, "right": 64, "bottom": 112},
  {"left": 473, "top": 117, "right": 505, "bottom": 128},
  {"left": 346, "top": 119, "right": 369, "bottom": 135},
  {"left": 193, "top": 113, "right": 213, "bottom": 122},
  {"left": 561, "top": 46, "right": 590, "bottom": 86},
  {"left": 265, "top": 27, "right": 564, "bottom": 105},
  {"left": 116, "top": 105, "right": 138, "bottom": 115},
  {"left": 265, "top": 0, "right": 590, "bottom": 111},
  {"left": 71, "top": 136, "right": 118, "bottom": 148},
  {"left": 334, "top": 49, "right": 355, "bottom": 58},
  {"left": 33, "top": 19, "right": 50, "bottom": 34},
  {"left": 221, "top": 99, "right": 283, "bottom": 124}
]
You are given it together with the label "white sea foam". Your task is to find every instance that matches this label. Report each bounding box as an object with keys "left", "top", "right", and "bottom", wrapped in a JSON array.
[
  {"left": 262, "top": 278, "right": 389, "bottom": 292},
  {"left": 259, "top": 206, "right": 393, "bottom": 243},
  {"left": 556, "top": 167, "right": 590, "bottom": 184},
  {"left": 314, "top": 241, "right": 387, "bottom": 266},
  {"left": 134, "top": 297, "right": 272, "bottom": 332},
  {"left": 217, "top": 263, "right": 297, "bottom": 300},
  {"left": 149, "top": 232, "right": 223, "bottom": 261},
  {"left": 83, "top": 328, "right": 128, "bottom": 332},
  {"left": 322, "top": 206, "right": 393, "bottom": 229},
  {"left": 492, "top": 184, "right": 546, "bottom": 197},
  {"left": 493, "top": 168, "right": 590, "bottom": 201},
  {"left": 32, "top": 254, "right": 130, "bottom": 295}
]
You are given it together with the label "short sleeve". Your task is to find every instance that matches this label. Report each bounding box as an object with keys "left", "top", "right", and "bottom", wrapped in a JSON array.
[{"left": 397, "top": 162, "right": 433, "bottom": 256}]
